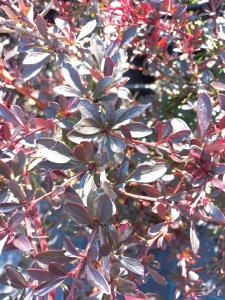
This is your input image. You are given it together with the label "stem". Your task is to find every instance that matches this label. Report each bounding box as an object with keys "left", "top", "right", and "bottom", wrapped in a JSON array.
[
  {"left": 67, "top": 226, "right": 99, "bottom": 299},
  {"left": 115, "top": 188, "right": 163, "bottom": 202},
  {"left": 28, "top": 171, "right": 86, "bottom": 210},
  {"left": 132, "top": 139, "right": 171, "bottom": 154}
]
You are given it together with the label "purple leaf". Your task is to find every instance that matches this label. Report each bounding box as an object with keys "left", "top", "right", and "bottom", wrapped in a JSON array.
[
  {"left": 197, "top": 92, "right": 212, "bottom": 139},
  {"left": 0, "top": 103, "right": 20, "bottom": 127},
  {"left": 214, "top": 164, "right": 225, "bottom": 175},
  {"left": 74, "top": 118, "right": 101, "bottom": 135},
  {"left": 173, "top": 5, "right": 187, "bottom": 19},
  {"left": 0, "top": 203, "right": 21, "bottom": 213},
  {"left": 125, "top": 122, "right": 153, "bottom": 138},
  {"left": 115, "top": 104, "right": 150, "bottom": 125},
  {"left": 37, "top": 138, "right": 72, "bottom": 164},
  {"left": 211, "top": 82, "right": 225, "bottom": 91},
  {"left": 127, "top": 163, "right": 167, "bottom": 183},
  {"left": 93, "top": 76, "right": 114, "bottom": 98},
  {"left": 48, "top": 263, "right": 67, "bottom": 276},
  {"left": 0, "top": 234, "right": 8, "bottom": 255},
  {"left": 217, "top": 93, "right": 225, "bottom": 110},
  {"left": 23, "top": 51, "right": 50, "bottom": 65},
  {"left": 204, "top": 203, "right": 225, "bottom": 224},
  {"left": 64, "top": 237, "right": 80, "bottom": 256},
  {"left": 117, "top": 278, "right": 137, "bottom": 293},
  {"left": 78, "top": 100, "right": 102, "bottom": 123},
  {"left": 13, "top": 234, "right": 31, "bottom": 252},
  {"left": 33, "top": 279, "right": 64, "bottom": 297},
  {"left": 120, "top": 26, "right": 137, "bottom": 47},
  {"left": 190, "top": 223, "right": 200, "bottom": 255},
  {"left": 62, "top": 62, "right": 84, "bottom": 93},
  {"left": 93, "top": 194, "right": 115, "bottom": 224},
  {"left": 109, "top": 136, "right": 126, "bottom": 153},
  {"left": 86, "top": 263, "right": 111, "bottom": 295},
  {"left": 148, "top": 222, "right": 165, "bottom": 237},
  {"left": 77, "top": 19, "right": 97, "bottom": 41},
  {"left": 27, "top": 268, "right": 58, "bottom": 282},
  {"left": 220, "top": 49, "right": 225, "bottom": 64},
  {"left": 8, "top": 180, "right": 24, "bottom": 200},
  {"left": 6, "top": 266, "right": 28, "bottom": 289},
  {"left": 119, "top": 256, "right": 144, "bottom": 276},
  {"left": 54, "top": 85, "right": 83, "bottom": 97},
  {"left": 148, "top": 268, "right": 167, "bottom": 286},
  {"left": 0, "top": 160, "right": 11, "bottom": 179},
  {"left": 64, "top": 202, "right": 92, "bottom": 225},
  {"left": 36, "top": 15, "right": 48, "bottom": 38},
  {"left": 104, "top": 57, "right": 114, "bottom": 76},
  {"left": 35, "top": 250, "right": 74, "bottom": 265},
  {"left": 8, "top": 212, "right": 23, "bottom": 229},
  {"left": 22, "top": 58, "right": 49, "bottom": 81}
]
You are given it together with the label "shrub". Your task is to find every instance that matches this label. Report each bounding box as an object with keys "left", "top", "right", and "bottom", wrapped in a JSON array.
[{"left": 0, "top": 0, "right": 225, "bottom": 299}]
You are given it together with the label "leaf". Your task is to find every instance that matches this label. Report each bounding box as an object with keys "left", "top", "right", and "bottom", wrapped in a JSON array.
[
  {"left": 0, "top": 234, "right": 8, "bottom": 255},
  {"left": 120, "top": 26, "right": 137, "bottom": 47},
  {"left": 217, "top": 93, "right": 225, "bottom": 110},
  {"left": 0, "top": 160, "right": 11, "bottom": 179},
  {"left": 127, "top": 163, "right": 167, "bottom": 183},
  {"left": 204, "top": 203, "right": 225, "bottom": 224},
  {"left": 6, "top": 266, "right": 28, "bottom": 289},
  {"left": 22, "top": 59, "right": 48, "bottom": 81},
  {"left": 109, "top": 136, "right": 126, "bottom": 153},
  {"left": 35, "top": 250, "right": 73, "bottom": 265},
  {"left": 93, "top": 194, "right": 115, "bottom": 224},
  {"left": 37, "top": 138, "right": 72, "bottom": 164},
  {"left": 74, "top": 118, "right": 101, "bottom": 135},
  {"left": 48, "top": 263, "right": 66, "bottom": 276},
  {"left": 214, "top": 164, "right": 225, "bottom": 175},
  {"left": 62, "top": 62, "right": 84, "bottom": 93},
  {"left": 8, "top": 180, "right": 24, "bottom": 200},
  {"left": 64, "top": 202, "right": 92, "bottom": 225},
  {"left": 190, "top": 223, "right": 200, "bottom": 255},
  {"left": 33, "top": 279, "right": 64, "bottom": 297},
  {"left": 104, "top": 57, "right": 114, "bottom": 76},
  {"left": 148, "top": 268, "right": 167, "bottom": 286},
  {"left": 93, "top": 76, "right": 114, "bottom": 98},
  {"left": 0, "top": 203, "right": 21, "bottom": 213},
  {"left": 13, "top": 234, "right": 31, "bottom": 252},
  {"left": 211, "top": 81, "right": 225, "bottom": 91},
  {"left": 197, "top": 92, "right": 212, "bottom": 139},
  {"left": 78, "top": 100, "right": 102, "bottom": 123},
  {"left": 8, "top": 212, "right": 23, "bottom": 229},
  {"left": 67, "top": 130, "right": 97, "bottom": 144},
  {"left": 148, "top": 223, "right": 165, "bottom": 237},
  {"left": 115, "top": 105, "right": 149, "bottom": 125},
  {"left": 77, "top": 19, "right": 97, "bottom": 41},
  {"left": 86, "top": 264, "right": 110, "bottom": 295},
  {"left": 12, "top": 150, "right": 26, "bottom": 177},
  {"left": 23, "top": 52, "right": 50, "bottom": 65},
  {"left": 117, "top": 159, "right": 129, "bottom": 181},
  {"left": 125, "top": 122, "right": 152, "bottom": 138},
  {"left": 119, "top": 256, "right": 144, "bottom": 276},
  {"left": 73, "top": 141, "right": 94, "bottom": 162},
  {"left": 90, "top": 34, "right": 105, "bottom": 68},
  {"left": 36, "top": 14, "right": 48, "bottom": 38},
  {"left": 27, "top": 269, "right": 58, "bottom": 282},
  {"left": 54, "top": 85, "right": 83, "bottom": 97},
  {"left": 117, "top": 278, "right": 137, "bottom": 293},
  {"left": 0, "top": 103, "right": 20, "bottom": 127},
  {"left": 220, "top": 49, "right": 225, "bottom": 64},
  {"left": 173, "top": 4, "right": 187, "bottom": 19}
]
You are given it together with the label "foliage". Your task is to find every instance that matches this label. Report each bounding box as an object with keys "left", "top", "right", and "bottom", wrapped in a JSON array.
[{"left": 0, "top": 0, "right": 224, "bottom": 299}]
